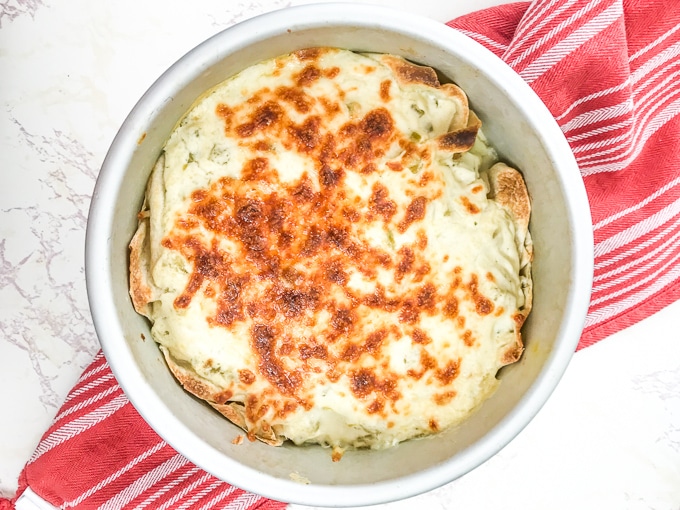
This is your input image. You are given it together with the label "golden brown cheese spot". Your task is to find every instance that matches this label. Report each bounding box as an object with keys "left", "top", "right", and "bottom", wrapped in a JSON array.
[
  {"left": 380, "top": 80, "right": 391, "bottom": 102},
  {"left": 413, "top": 262, "right": 431, "bottom": 282},
  {"left": 398, "top": 299, "right": 418, "bottom": 324},
  {"left": 245, "top": 394, "right": 269, "bottom": 424},
  {"left": 236, "top": 101, "right": 283, "bottom": 138},
  {"left": 324, "top": 66, "right": 340, "bottom": 79},
  {"left": 331, "top": 308, "right": 357, "bottom": 336},
  {"left": 326, "top": 224, "right": 352, "bottom": 254},
  {"left": 299, "top": 342, "right": 328, "bottom": 360},
  {"left": 254, "top": 140, "right": 273, "bottom": 152},
  {"left": 369, "top": 183, "right": 397, "bottom": 222},
  {"left": 278, "top": 339, "right": 294, "bottom": 356},
  {"left": 462, "top": 330, "right": 475, "bottom": 347},
  {"left": 212, "top": 388, "right": 233, "bottom": 405},
  {"left": 396, "top": 246, "right": 415, "bottom": 282},
  {"left": 317, "top": 133, "right": 337, "bottom": 163},
  {"left": 276, "top": 400, "right": 300, "bottom": 419},
  {"left": 361, "top": 108, "right": 393, "bottom": 140},
  {"left": 350, "top": 368, "right": 375, "bottom": 398},
  {"left": 428, "top": 419, "right": 439, "bottom": 431},
  {"left": 418, "top": 171, "right": 434, "bottom": 187},
  {"left": 246, "top": 87, "right": 271, "bottom": 105},
  {"left": 326, "top": 368, "right": 341, "bottom": 384},
  {"left": 320, "top": 97, "right": 341, "bottom": 117},
  {"left": 363, "top": 285, "right": 400, "bottom": 312},
  {"left": 411, "top": 328, "right": 431, "bottom": 345},
  {"left": 467, "top": 274, "right": 495, "bottom": 316},
  {"left": 324, "top": 259, "right": 347, "bottom": 285},
  {"left": 461, "top": 196, "right": 480, "bottom": 214},
  {"left": 274, "top": 285, "right": 321, "bottom": 318},
  {"left": 176, "top": 217, "right": 199, "bottom": 230},
  {"left": 294, "top": 47, "right": 321, "bottom": 61},
  {"left": 407, "top": 348, "right": 436, "bottom": 380},
  {"left": 433, "top": 391, "right": 457, "bottom": 406},
  {"left": 242, "top": 157, "right": 272, "bottom": 181},
  {"left": 168, "top": 239, "right": 249, "bottom": 324},
  {"left": 275, "top": 86, "right": 313, "bottom": 113},
  {"left": 417, "top": 283, "right": 437, "bottom": 313},
  {"left": 215, "top": 103, "right": 234, "bottom": 132},
  {"left": 251, "top": 323, "right": 301, "bottom": 396},
  {"left": 273, "top": 58, "right": 286, "bottom": 75},
  {"left": 365, "top": 328, "right": 388, "bottom": 354},
  {"left": 416, "top": 230, "right": 428, "bottom": 250},
  {"left": 296, "top": 65, "right": 322, "bottom": 87},
  {"left": 239, "top": 369, "right": 256, "bottom": 385},
  {"left": 288, "top": 116, "right": 322, "bottom": 153},
  {"left": 319, "top": 164, "right": 344, "bottom": 188},
  {"left": 335, "top": 108, "right": 395, "bottom": 169},
  {"left": 444, "top": 298, "right": 459, "bottom": 318},
  {"left": 189, "top": 192, "right": 219, "bottom": 226},
  {"left": 340, "top": 343, "right": 361, "bottom": 363},
  {"left": 435, "top": 359, "right": 461, "bottom": 385},
  {"left": 342, "top": 206, "right": 360, "bottom": 222},
  {"left": 398, "top": 196, "right": 427, "bottom": 233},
  {"left": 349, "top": 367, "right": 401, "bottom": 413},
  {"left": 361, "top": 163, "right": 377, "bottom": 174},
  {"left": 368, "top": 399, "right": 385, "bottom": 415},
  {"left": 292, "top": 178, "right": 316, "bottom": 204}
]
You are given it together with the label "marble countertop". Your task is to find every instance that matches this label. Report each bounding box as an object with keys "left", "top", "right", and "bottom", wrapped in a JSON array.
[{"left": 1, "top": 0, "right": 679, "bottom": 508}]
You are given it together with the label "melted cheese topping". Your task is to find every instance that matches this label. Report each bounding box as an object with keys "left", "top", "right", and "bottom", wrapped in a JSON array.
[{"left": 142, "top": 48, "right": 528, "bottom": 451}]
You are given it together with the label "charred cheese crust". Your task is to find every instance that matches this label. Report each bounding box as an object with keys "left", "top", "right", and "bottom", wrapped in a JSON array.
[{"left": 130, "top": 47, "right": 533, "bottom": 453}]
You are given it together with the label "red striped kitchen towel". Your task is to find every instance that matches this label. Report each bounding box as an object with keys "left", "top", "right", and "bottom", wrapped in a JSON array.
[
  {"left": 449, "top": 0, "right": 680, "bottom": 349},
  {"left": 1, "top": 352, "right": 286, "bottom": 510},
  {"left": 3, "top": 0, "right": 680, "bottom": 508}
]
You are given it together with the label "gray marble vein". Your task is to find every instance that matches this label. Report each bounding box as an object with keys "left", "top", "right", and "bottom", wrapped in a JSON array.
[
  {"left": 0, "top": 0, "right": 44, "bottom": 28},
  {"left": 1, "top": 118, "right": 99, "bottom": 412}
]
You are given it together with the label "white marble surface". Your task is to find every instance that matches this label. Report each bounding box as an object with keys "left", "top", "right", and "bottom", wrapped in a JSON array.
[{"left": 1, "top": 0, "right": 679, "bottom": 508}]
